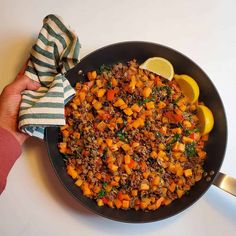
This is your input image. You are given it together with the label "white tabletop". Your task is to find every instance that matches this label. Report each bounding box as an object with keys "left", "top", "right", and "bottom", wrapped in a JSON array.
[{"left": 0, "top": 0, "right": 236, "bottom": 235}]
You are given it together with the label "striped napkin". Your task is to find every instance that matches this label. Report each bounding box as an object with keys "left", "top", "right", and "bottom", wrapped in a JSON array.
[{"left": 18, "top": 14, "right": 80, "bottom": 139}]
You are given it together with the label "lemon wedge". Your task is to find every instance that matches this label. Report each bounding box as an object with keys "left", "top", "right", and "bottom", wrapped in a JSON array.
[
  {"left": 197, "top": 105, "right": 214, "bottom": 135},
  {"left": 139, "top": 57, "right": 174, "bottom": 81},
  {"left": 174, "top": 74, "right": 200, "bottom": 103}
]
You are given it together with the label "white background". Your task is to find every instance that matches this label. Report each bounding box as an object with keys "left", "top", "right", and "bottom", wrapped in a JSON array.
[{"left": 0, "top": 0, "right": 236, "bottom": 235}]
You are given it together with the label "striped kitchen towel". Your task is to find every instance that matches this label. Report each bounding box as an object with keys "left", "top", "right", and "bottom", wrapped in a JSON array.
[{"left": 18, "top": 14, "right": 80, "bottom": 139}]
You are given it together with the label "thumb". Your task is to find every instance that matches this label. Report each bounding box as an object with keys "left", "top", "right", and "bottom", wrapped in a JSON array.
[{"left": 10, "top": 75, "right": 41, "bottom": 94}]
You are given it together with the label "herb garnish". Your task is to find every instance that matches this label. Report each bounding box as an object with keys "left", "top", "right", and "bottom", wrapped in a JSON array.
[
  {"left": 98, "top": 189, "right": 106, "bottom": 198},
  {"left": 101, "top": 147, "right": 108, "bottom": 160},
  {"left": 185, "top": 142, "right": 197, "bottom": 157}
]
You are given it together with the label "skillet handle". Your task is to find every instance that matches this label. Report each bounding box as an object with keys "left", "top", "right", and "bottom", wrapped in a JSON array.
[{"left": 213, "top": 172, "right": 236, "bottom": 197}]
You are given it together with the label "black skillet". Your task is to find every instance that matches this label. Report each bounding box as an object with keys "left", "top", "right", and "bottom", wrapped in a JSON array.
[{"left": 45, "top": 41, "right": 229, "bottom": 223}]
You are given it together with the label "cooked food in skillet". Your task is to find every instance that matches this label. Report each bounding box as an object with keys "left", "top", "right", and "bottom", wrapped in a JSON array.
[{"left": 58, "top": 59, "right": 214, "bottom": 211}]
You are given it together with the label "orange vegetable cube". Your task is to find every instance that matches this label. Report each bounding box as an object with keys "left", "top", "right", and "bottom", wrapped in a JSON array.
[
  {"left": 114, "top": 176, "right": 120, "bottom": 182},
  {"left": 177, "top": 189, "right": 184, "bottom": 198},
  {"left": 92, "top": 99, "right": 102, "bottom": 110},
  {"left": 131, "top": 189, "right": 138, "bottom": 197},
  {"left": 150, "top": 151, "right": 158, "bottom": 158},
  {"left": 114, "top": 98, "right": 126, "bottom": 107},
  {"left": 159, "top": 126, "right": 167, "bottom": 135},
  {"left": 122, "top": 143, "right": 130, "bottom": 152},
  {"left": 129, "top": 75, "right": 137, "bottom": 90},
  {"left": 155, "top": 197, "right": 164, "bottom": 209},
  {"left": 105, "top": 138, "right": 113, "bottom": 147},
  {"left": 172, "top": 142, "right": 185, "bottom": 152},
  {"left": 58, "top": 142, "right": 67, "bottom": 153},
  {"left": 157, "top": 150, "right": 166, "bottom": 159},
  {"left": 110, "top": 180, "right": 119, "bottom": 187},
  {"left": 108, "top": 163, "right": 118, "bottom": 172},
  {"left": 176, "top": 166, "right": 184, "bottom": 176},
  {"left": 163, "top": 198, "right": 172, "bottom": 206},
  {"left": 96, "top": 79, "right": 104, "bottom": 88},
  {"left": 143, "top": 172, "right": 150, "bottom": 179},
  {"left": 62, "top": 129, "right": 70, "bottom": 138},
  {"left": 124, "top": 164, "right": 132, "bottom": 175},
  {"left": 132, "top": 118, "right": 145, "bottom": 128},
  {"left": 183, "top": 120, "right": 192, "bottom": 128},
  {"left": 122, "top": 200, "right": 130, "bottom": 209},
  {"left": 132, "top": 142, "right": 140, "bottom": 148},
  {"left": 146, "top": 101, "right": 155, "bottom": 110},
  {"left": 143, "top": 87, "right": 152, "bottom": 97},
  {"left": 152, "top": 176, "right": 160, "bottom": 186},
  {"left": 75, "top": 178, "right": 83, "bottom": 187},
  {"left": 169, "top": 182, "right": 176, "bottom": 192},
  {"left": 122, "top": 194, "right": 131, "bottom": 200},
  {"left": 87, "top": 70, "right": 97, "bottom": 80},
  {"left": 78, "top": 91, "right": 86, "bottom": 102},
  {"left": 140, "top": 183, "right": 150, "bottom": 190},
  {"left": 172, "top": 127, "right": 182, "bottom": 134},
  {"left": 114, "top": 199, "right": 122, "bottom": 209},
  {"left": 184, "top": 169, "right": 193, "bottom": 177},
  {"left": 96, "top": 89, "right": 106, "bottom": 98},
  {"left": 120, "top": 104, "right": 128, "bottom": 110},
  {"left": 67, "top": 165, "right": 78, "bottom": 179},
  {"left": 179, "top": 104, "right": 187, "bottom": 111},
  {"left": 158, "top": 143, "right": 166, "bottom": 150},
  {"left": 73, "top": 132, "right": 80, "bottom": 139},
  {"left": 198, "top": 150, "right": 207, "bottom": 159},
  {"left": 157, "top": 101, "right": 166, "bottom": 109},
  {"left": 111, "top": 77, "right": 118, "bottom": 87},
  {"left": 97, "top": 199, "right": 104, "bottom": 207},
  {"left": 131, "top": 103, "right": 142, "bottom": 112},
  {"left": 123, "top": 108, "right": 133, "bottom": 116},
  {"left": 136, "top": 80, "right": 144, "bottom": 88},
  {"left": 97, "top": 121, "right": 107, "bottom": 131},
  {"left": 124, "top": 155, "right": 131, "bottom": 164},
  {"left": 182, "top": 136, "right": 194, "bottom": 143},
  {"left": 107, "top": 89, "right": 116, "bottom": 101}
]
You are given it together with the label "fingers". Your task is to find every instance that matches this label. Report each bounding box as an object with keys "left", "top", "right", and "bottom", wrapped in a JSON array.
[{"left": 9, "top": 75, "right": 41, "bottom": 94}]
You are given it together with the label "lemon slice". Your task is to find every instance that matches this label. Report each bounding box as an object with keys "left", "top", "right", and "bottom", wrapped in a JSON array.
[
  {"left": 197, "top": 105, "right": 214, "bottom": 135},
  {"left": 139, "top": 57, "right": 174, "bottom": 81},
  {"left": 174, "top": 74, "right": 200, "bottom": 103}
]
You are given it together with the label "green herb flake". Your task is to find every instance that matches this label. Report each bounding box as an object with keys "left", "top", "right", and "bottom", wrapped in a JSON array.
[
  {"left": 98, "top": 64, "right": 111, "bottom": 74},
  {"left": 155, "top": 132, "right": 163, "bottom": 139},
  {"left": 98, "top": 189, "right": 106, "bottom": 198},
  {"left": 171, "top": 133, "right": 181, "bottom": 144},
  {"left": 101, "top": 147, "right": 108, "bottom": 160},
  {"left": 185, "top": 142, "right": 197, "bottom": 157},
  {"left": 107, "top": 81, "right": 112, "bottom": 89}
]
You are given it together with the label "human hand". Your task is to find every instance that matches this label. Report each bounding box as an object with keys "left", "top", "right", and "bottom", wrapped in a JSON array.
[{"left": 0, "top": 65, "right": 40, "bottom": 145}]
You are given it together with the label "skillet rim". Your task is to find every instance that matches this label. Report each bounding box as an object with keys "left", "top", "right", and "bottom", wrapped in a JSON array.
[{"left": 45, "top": 41, "right": 228, "bottom": 223}]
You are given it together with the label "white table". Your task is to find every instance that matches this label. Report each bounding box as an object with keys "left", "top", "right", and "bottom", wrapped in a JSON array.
[{"left": 0, "top": 0, "right": 236, "bottom": 235}]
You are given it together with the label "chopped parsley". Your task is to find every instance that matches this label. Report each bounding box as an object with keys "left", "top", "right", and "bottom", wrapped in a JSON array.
[
  {"left": 98, "top": 64, "right": 111, "bottom": 74},
  {"left": 101, "top": 147, "right": 108, "bottom": 160},
  {"left": 171, "top": 133, "right": 181, "bottom": 143},
  {"left": 185, "top": 142, "right": 197, "bottom": 157},
  {"left": 155, "top": 132, "right": 163, "bottom": 139},
  {"left": 107, "top": 81, "right": 112, "bottom": 89},
  {"left": 184, "top": 127, "right": 200, "bottom": 136},
  {"left": 138, "top": 98, "right": 153, "bottom": 106},
  {"left": 98, "top": 189, "right": 106, "bottom": 198}
]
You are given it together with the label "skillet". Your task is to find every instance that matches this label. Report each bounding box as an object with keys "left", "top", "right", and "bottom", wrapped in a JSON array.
[{"left": 45, "top": 41, "right": 232, "bottom": 223}]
